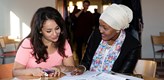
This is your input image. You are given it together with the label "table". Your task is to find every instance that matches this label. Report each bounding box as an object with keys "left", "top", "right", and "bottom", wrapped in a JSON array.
[
  {"left": 1, "top": 76, "right": 62, "bottom": 80},
  {"left": 0, "top": 69, "right": 158, "bottom": 80},
  {"left": 0, "top": 75, "right": 158, "bottom": 80}
]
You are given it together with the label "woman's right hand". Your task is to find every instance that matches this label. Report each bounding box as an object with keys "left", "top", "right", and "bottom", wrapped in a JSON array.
[
  {"left": 31, "top": 67, "right": 44, "bottom": 76},
  {"left": 71, "top": 65, "right": 86, "bottom": 75}
]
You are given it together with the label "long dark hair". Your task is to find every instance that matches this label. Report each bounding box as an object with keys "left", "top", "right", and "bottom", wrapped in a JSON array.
[{"left": 19, "top": 6, "right": 67, "bottom": 64}]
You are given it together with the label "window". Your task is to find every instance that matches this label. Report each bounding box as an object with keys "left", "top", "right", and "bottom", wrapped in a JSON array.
[{"left": 10, "top": 11, "right": 20, "bottom": 39}]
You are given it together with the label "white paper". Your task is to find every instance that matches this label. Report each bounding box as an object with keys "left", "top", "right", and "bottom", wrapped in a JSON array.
[
  {"left": 115, "top": 73, "right": 143, "bottom": 80},
  {"left": 59, "top": 71, "right": 127, "bottom": 80},
  {"left": 59, "top": 71, "right": 99, "bottom": 80}
]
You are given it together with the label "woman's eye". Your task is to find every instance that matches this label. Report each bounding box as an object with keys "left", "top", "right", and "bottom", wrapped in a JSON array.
[
  {"left": 104, "top": 27, "right": 108, "bottom": 30},
  {"left": 46, "top": 30, "right": 51, "bottom": 33},
  {"left": 56, "top": 26, "right": 60, "bottom": 30}
]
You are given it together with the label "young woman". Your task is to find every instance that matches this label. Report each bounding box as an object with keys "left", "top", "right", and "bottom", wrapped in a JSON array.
[{"left": 13, "top": 6, "right": 75, "bottom": 77}]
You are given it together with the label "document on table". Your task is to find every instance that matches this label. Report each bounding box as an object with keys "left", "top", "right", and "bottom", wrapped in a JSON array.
[{"left": 59, "top": 71, "right": 143, "bottom": 80}]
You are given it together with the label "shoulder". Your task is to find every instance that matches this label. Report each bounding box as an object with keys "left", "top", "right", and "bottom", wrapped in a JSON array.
[
  {"left": 64, "top": 40, "right": 71, "bottom": 49},
  {"left": 123, "top": 32, "right": 141, "bottom": 49},
  {"left": 20, "top": 38, "right": 32, "bottom": 47}
]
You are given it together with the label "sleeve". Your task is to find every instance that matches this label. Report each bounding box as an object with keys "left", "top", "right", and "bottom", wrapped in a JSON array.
[
  {"left": 118, "top": 36, "right": 141, "bottom": 73},
  {"left": 64, "top": 40, "right": 73, "bottom": 57},
  {"left": 81, "top": 27, "right": 102, "bottom": 70},
  {"left": 119, "top": 48, "right": 140, "bottom": 73},
  {"left": 14, "top": 38, "right": 32, "bottom": 65}
]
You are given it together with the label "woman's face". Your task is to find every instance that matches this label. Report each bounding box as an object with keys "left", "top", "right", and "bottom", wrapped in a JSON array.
[
  {"left": 99, "top": 20, "right": 118, "bottom": 41},
  {"left": 41, "top": 19, "right": 61, "bottom": 43}
]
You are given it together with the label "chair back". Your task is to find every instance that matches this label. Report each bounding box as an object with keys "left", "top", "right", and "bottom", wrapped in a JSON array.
[
  {"left": 133, "top": 59, "right": 157, "bottom": 77},
  {"left": 151, "top": 35, "right": 164, "bottom": 56},
  {"left": 0, "top": 63, "right": 13, "bottom": 79},
  {"left": 0, "top": 37, "right": 5, "bottom": 48},
  {"left": 0, "top": 37, "right": 17, "bottom": 64},
  {"left": 160, "top": 32, "right": 164, "bottom": 36},
  {"left": 151, "top": 35, "right": 164, "bottom": 45},
  {"left": 0, "top": 37, "right": 5, "bottom": 54}
]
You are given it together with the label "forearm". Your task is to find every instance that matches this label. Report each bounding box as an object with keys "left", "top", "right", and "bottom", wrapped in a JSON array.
[
  {"left": 75, "top": 10, "right": 83, "bottom": 17},
  {"left": 13, "top": 68, "right": 33, "bottom": 76},
  {"left": 53, "top": 65, "right": 75, "bottom": 72}
]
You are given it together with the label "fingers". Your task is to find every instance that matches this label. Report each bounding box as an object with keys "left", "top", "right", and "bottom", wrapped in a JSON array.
[
  {"left": 52, "top": 67, "right": 61, "bottom": 77},
  {"left": 71, "top": 67, "right": 84, "bottom": 75},
  {"left": 48, "top": 71, "right": 61, "bottom": 77},
  {"left": 43, "top": 67, "right": 61, "bottom": 77}
]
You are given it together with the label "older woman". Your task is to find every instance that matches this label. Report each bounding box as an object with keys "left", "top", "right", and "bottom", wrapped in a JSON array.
[{"left": 72, "top": 3, "right": 141, "bottom": 75}]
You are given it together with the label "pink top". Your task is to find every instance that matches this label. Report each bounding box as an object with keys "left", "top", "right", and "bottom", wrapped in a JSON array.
[{"left": 15, "top": 38, "right": 72, "bottom": 69}]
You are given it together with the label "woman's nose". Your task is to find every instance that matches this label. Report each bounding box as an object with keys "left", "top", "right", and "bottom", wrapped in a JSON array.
[
  {"left": 53, "top": 30, "right": 58, "bottom": 36},
  {"left": 99, "top": 27, "right": 103, "bottom": 33}
]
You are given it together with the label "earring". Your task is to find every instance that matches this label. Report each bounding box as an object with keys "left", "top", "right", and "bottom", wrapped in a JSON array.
[{"left": 116, "top": 30, "right": 120, "bottom": 33}]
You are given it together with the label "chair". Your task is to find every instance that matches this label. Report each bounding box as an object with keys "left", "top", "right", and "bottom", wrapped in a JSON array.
[
  {"left": 151, "top": 35, "right": 164, "bottom": 66},
  {"left": 0, "top": 63, "right": 13, "bottom": 79},
  {"left": 159, "top": 32, "right": 164, "bottom": 52},
  {"left": 160, "top": 32, "right": 164, "bottom": 36},
  {"left": 0, "top": 37, "right": 17, "bottom": 64},
  {"left": 133, "top": 59, "right": 157, "bottom": 77},
  {"left": 2, "top": 36, "right": 18, "bottom": 50}
]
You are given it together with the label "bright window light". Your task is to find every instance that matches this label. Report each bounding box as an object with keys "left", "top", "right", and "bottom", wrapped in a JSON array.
[
  {"left": 10, "top": 11, "right": 20, "bottom": 39},
  {"left": 68, "top": 1, "right": 74, "bottom": 13},
  {"left": 88, "top": 5, "right": 98, "bottom": 13},
  {"left": 103, "top": 4, "right": 111, "bottom": 11},
  {"left": 22, "top": 22, "right": 30, "bottom": 39},
  {"left": 76, "top": 1, "right": 82, "bottom": 9}
]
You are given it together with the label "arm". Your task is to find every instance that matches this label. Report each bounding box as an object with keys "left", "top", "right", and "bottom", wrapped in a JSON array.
[
  {"left": 111, "top": 32, "right": 141, "bottom": 73},
  {"left": 48, "top": 56, "right": 75, "bottom": 77},
  {"left": 81, "top": 27, "right": 101, "bottom": 70},
  {"left": 59, "top": 56, "right": 75, "bottom": 72},
  {"left": 13, "top": 62, "right": 44, "bottom": 77},
  {"left": 75, "top": 9, "right": 83, "bottom": 18},
  {"left": 54, "top": 40, "right": 75, "bottom": 72},
  {"left": 12, "top": 39, "right": 44, "bottom": 77},
  {"left": 119, "top": 46, "right": 141, "bottom": 73}
]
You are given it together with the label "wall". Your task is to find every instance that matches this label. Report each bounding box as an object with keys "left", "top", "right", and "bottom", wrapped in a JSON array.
[
  {"left": 141, "top": 0, "right": 164, "bottom": 58},
  {"left": 0, "top": 0, "right": 56, "bottom": 37}
]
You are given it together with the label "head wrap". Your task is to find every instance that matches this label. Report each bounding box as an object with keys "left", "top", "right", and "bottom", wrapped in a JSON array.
[{"left": 99, "top": 3, "right": 133, "bottom": 30}]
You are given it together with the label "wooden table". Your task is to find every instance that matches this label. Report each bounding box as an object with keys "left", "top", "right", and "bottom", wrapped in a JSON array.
[
  {"left": 0, "top": 63, "right": 64, "bottom": 80},
  {"left": 1, "top": 76, "right": 62, "bottom": 80}
]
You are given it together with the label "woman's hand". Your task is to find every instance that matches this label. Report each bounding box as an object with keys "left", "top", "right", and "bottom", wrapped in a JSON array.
[
  {"left": 31, "top": 67, "right": 44, "bottom": 76},
  {"left": 44, "top": 67, "right": 61, "bottom": 77},
  {"left": 71, "top": 65, "right": 86, "bottom": 75}
]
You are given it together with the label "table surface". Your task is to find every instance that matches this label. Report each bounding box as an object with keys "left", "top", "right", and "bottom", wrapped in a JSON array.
[{"left": 0, "top": 63, "right": 158, "bottom": 80}]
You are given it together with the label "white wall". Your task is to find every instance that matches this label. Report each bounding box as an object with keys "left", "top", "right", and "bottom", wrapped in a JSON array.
[
  {"left": 0, "top": 0, "right": 56, "bottom": 37},
  {"left": 141, "top": 0, "right": 164, "bottom": 58}
]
